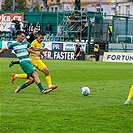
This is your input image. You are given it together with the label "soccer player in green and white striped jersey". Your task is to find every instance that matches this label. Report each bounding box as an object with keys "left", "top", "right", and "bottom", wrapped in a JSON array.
[{"left": 0, "top": 31, "right": 50, "bottom": 94}]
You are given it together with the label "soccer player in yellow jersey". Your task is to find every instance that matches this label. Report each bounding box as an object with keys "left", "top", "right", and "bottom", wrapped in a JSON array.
[
  {"left": 124, "top": 85, "right": 133, "bottom": 105},
  {"left": 12, "top": 31, "right": 58, "bottom": 91}
]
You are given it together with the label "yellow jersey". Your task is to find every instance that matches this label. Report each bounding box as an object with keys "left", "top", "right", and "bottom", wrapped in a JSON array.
[{"left": 30, "top": 39, "right": 42, "bottom": 59}]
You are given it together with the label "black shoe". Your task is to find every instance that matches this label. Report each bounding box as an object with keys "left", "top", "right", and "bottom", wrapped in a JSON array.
[{"left": 9, "top": 60, "right": 14, "bottom": 67}]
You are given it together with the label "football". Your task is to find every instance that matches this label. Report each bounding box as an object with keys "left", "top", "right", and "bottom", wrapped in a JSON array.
[{"left": 81, "top": 87, "right": 90, "bottom": 96}]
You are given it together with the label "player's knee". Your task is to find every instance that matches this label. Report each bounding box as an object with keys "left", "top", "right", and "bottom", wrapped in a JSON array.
[
  {"left": 25, "top": 78, "right": 34, "bottom": 85},
  {"left": 34, "top": 77, "right": 40, "bottom": 84},
  {"left": 32, "top": 71, "right": 38, "bottom": 77},
  {"left": 42, "top": 68, "right": 50, "bottom": 76}
]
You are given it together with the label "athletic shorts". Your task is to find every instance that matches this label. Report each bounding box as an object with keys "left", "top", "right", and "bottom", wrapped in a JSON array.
[
  {"left": 31, "top": 58, "right": 47, "bottom": 71},
  {"left": 20, "top": 60, "right": 36, "bottom": 76}
]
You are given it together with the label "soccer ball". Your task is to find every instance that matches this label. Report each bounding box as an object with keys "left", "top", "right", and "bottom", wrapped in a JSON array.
[{"left": 81, "top": 87, "right": 90, "bottom": 96}]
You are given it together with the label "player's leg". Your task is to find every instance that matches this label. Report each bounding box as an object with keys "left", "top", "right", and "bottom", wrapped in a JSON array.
[
  {"left": 15, "top": 76, "right": 34, "bottom": 93},
  {"left": 20, "top": 60, "right": 50, "bottom": 94},
  {"left": 12, "top": 73, "right": 28, "bottom": 84},
  {"left": 36, "top": 59, "right": 58, "bottom": 90},
  {"left": 15, "top": 72, "right": 50, "bottom": 94},
  {"left": 31, "top": 71, "right": 51, "bottom": 94},
  {"left": 9, "top": 60, "right": 20, "bottom": 67},
  {"left": 42, "top": 68, "right": 58, "bottom": 90},
  {"left": 124, "top": 85, "right": 133, "bottom": 105}
]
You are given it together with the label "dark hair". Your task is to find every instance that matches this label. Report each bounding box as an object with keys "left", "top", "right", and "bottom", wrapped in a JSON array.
[
  {"left": 38, "top": 31, "right": 44, "bottom": 36},
  {"left": 16, "top": 30, "right": 26, "bottom": 36},
  {"left": 34, "top": 27, "right": 39, "bottom": 29}
]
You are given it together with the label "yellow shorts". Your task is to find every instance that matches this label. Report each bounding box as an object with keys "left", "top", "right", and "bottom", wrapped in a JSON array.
[{"left": 31, "top": 58, "right": 47, "bottom": 71}]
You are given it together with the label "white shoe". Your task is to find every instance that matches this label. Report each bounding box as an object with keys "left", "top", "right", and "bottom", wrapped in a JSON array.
[
  {"left": 124, "top": 98, "right": 131, "bottom": 105},
  {"left": 15, "top": 86, "right": 21, "bottom": 93},
  {"left": 42, "top": 89, "right": 51, "bottom": 94}
]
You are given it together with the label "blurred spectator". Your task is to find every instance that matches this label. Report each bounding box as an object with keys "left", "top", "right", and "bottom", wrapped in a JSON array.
[
  {"left": 15, "top": 21, "right": 21, "bottom": 31},
  {"left": 51, "top": 34, "right": 56, "bottom": 41},
  {"left": 8, "top": 24, "right": 17, "bottom": 40},
  {"left": 28, "top": 23, "right": 34, "bottom": 34},
  {"left": 57, "top": 24, "right": 62, "bottom": 36},
  {"left": 36, "top": 22, "right": 41, "bottom": 31},
  {"left": 22, "top": 23, "right": 29, "bottom": 35},
  {"left": 46, "top": 22, "right": 52, "bottom": 35},
  {"left": 46, "top": 34, "right": 51, "bottom": 41},
  {"left": 26, "top": 27, "right": 39, "bottom": 43}
]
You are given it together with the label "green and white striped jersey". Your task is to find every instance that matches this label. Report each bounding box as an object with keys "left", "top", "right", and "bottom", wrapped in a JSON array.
[{"left": 8, "top": 41, "right": 31, "bottom": 62}]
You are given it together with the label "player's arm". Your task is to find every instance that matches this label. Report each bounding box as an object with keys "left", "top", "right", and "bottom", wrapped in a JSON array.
[
  {"left": 40, "top": 47, "right": 49, "bottom": 59},
  {"left": 0, "top": 48, "right": 8, "bottom": 55},
  {"left": 30, "top": 47, "right": 48, "bottom": 52},
  {"left": 28, "top": 47, "right": 41, "bottom": 57},
  {"left": 31, "top": 46, "right": 49, "bottom": 59},
  {"left": 40, "top": 51, "right": 49, "bottom": 59},
  {"left": 26, "top": 42, "right": 40, "bottom": 56}
]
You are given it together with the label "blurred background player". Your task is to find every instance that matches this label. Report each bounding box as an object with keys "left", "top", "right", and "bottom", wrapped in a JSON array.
[
  {"left": 124, "top": 85, "right": 133, "bottom": 105},
  {"left": 11, "top": 31, "right": 58, "bottom": 91}
]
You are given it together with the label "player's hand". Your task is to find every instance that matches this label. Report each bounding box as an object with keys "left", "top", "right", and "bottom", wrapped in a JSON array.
[
  {"left": 36, "top": 52, "right": 41, "bottom": 57},
  {"left": 44, "top": 56, "right": 50, "bottom": 60},
  {"left": 43, "top": 48, "right": 48, "bottom": 51}
]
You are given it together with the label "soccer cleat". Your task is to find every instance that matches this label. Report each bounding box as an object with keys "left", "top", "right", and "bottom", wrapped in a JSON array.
[
  {"left": 9, "top": 60, "right": 14, "bottom": 67},
  {"left": 49, "top": 85, "right": 58, "bottom": 91},
  {"left": 15, "top": 86, "right": 21, "bottom": 93},
  {"left": 42, "top": 89, "right": 51, "bottom": 94},
  {"left": 12, "top": 74, "right": 16, "bottom": 84},
  {"left": 124, "top": 98, "right": 131, "bottom": 105}
]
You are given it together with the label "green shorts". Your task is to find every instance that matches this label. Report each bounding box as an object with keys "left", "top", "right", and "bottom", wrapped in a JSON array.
[{"left": 20, "top": 60, "right": 36, "bottom": 76}]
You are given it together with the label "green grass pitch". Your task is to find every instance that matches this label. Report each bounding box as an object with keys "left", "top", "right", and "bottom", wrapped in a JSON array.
[{"left": 0, "top": 58, "right": 133, "bottom": 133}]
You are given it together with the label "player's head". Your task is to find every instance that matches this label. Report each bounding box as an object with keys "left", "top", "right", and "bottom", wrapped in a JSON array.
[
  {"left": 33, "top": 27, "right": 39, "bottom": 34},
  {"left": 37, "top": 31, "right": 44, "bottom": 43},
  {"left": 16, "top": 31, "right": 26, "bottom": 42}
]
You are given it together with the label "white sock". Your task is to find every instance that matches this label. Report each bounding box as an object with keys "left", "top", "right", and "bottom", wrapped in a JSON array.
[
  {"left": 49, "top": 84, "right": 52, "bottom": 88},
  {"left": 15, "top": 74, "right": 18, "bottom": 78},
  {"left": 126, "top": 98, "right": 131, "bottom": 102}
]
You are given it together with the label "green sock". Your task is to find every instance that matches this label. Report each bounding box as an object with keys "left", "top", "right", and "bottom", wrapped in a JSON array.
[
  {"left": 20, "top": 83, "right": 27, "bottom": 89},
  {"left": 37, "top": 82, "right": 44, "bottom": 92}
]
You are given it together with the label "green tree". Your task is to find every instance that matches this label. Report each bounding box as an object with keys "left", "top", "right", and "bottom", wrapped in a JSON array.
[
  {"left": 33, "top": 3, "right": 40, "bottom": 12},
  {"left": 15, "top": 0, "right": 28, "bottom": 11},
  {"left": 2, "top": 0, "right": 28, "bottom": 11},
  {"left": 1, "top": 0, "right": 12, "bottom": 10}
]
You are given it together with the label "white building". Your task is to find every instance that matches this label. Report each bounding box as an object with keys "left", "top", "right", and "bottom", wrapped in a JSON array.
[
  {"left": 45, "top": 0, "right": 133, "bottom": 16},
  {"left": 110, "top": 0, "right": 133, "bottom": 15}
]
